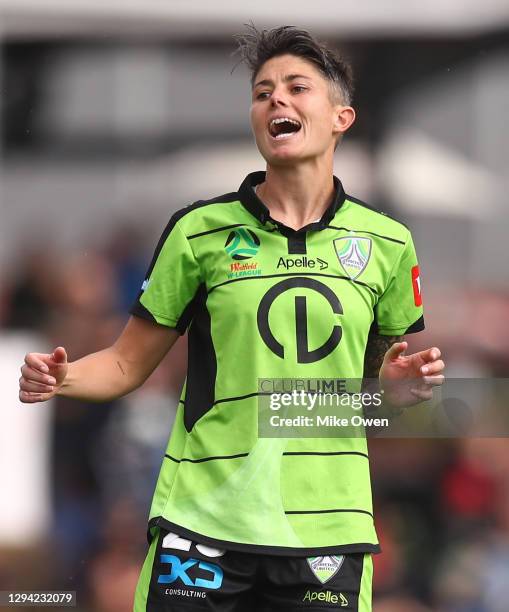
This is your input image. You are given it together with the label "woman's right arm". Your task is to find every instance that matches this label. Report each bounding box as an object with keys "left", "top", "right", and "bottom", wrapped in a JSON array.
[{"left": 19, "top": 316, "right": 180, "bottom": 403}]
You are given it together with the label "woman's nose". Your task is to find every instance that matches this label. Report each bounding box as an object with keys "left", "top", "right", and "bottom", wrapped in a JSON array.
[{"left": 270, "top": 88, "right": 288, "bottom": 107}]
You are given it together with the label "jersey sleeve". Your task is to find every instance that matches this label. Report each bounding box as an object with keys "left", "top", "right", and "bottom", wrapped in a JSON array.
[
  {"left": 374, "top": 232, "right": 425, "bottom": 336},
  {"left": 129, "top": 215, "right": 202, "bottom": 334}
]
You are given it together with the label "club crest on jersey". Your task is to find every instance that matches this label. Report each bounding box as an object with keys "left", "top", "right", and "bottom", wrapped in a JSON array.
[
  {"left": 224, "top": 228, "right": 260, "bottom": 260},
  {"left": 334, "top": 236, "right": 372, "bottom": 279},
  {"left": 307, "top": 556, "right": 345, "bottom": 584}
]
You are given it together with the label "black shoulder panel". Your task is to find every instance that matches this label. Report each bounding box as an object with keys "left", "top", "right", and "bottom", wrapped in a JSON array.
[
  {"left": 190, "top": 191, "right": 240, "bottom": 207},
  {"left": 345, "top": 194, "right": 409, "bottom": 230},
  {"left": 404, "top": 315, "right": 425, "bottom": 334},
  {"left": 129, "top": 192, "right": 239, "bottom": 317}
]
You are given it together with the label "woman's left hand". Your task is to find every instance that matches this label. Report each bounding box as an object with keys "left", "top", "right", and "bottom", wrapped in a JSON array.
[{"left": 379, "top": 342, "right": 445, "bottom": 408}]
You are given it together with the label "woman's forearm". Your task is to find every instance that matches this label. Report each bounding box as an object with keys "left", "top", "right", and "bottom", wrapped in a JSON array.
[
  {"left": 57, "top": 345, "right": 144, "bottom": 402},
  {"left": 20, "top": 316, "right": 179, "bottom": 405}
]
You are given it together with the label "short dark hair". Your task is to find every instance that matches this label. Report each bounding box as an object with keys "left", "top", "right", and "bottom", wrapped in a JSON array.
[{"left": 234, "top": 24, "right": 355, "bottom": 105}]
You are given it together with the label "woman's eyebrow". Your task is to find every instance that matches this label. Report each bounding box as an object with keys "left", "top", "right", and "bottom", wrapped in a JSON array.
[{"left": 253, "top": 74, "right": 313, "bottom": 89}]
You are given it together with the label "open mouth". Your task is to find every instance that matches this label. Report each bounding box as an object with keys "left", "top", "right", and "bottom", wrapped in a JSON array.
[{"left": 268, "top": 117, "right": 302, "bottom": 140}]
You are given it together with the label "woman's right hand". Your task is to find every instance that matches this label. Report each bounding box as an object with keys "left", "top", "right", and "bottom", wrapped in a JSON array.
[{"left": 19, "top": 347, "right": 68, "bottom": 403}]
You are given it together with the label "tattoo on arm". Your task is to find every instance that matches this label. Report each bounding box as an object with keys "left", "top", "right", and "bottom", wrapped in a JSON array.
[
  {"left": 116, "top": 361, "right": 126, "bottom": 376},
  {"left": 363, "top": 334, "right": 403, "bottom": 379},
  {"left": 363, "top": 334, "right": 404, "bottom": 430}
]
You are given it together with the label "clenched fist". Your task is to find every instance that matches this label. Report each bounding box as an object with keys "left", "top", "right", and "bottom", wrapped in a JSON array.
[{"left": 19, "top": 347, "right": 68, "bottom": 403}]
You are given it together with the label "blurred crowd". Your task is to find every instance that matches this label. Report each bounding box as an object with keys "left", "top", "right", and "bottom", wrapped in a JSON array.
[
  {"left": 1, "top": 227, "right": 186, "bottom": 611},
  {"left": 1, "top": 223, "right": 508, "bottom": 612}
]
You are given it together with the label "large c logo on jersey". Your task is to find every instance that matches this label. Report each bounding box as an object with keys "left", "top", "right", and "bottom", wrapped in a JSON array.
[{"left": 257, "top": 277, "right": 343, "bottom": 363}]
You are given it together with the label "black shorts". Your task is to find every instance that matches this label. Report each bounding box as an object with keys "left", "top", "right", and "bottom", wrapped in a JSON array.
[{"left": 134, "top": 528, "right": 373, "bottom": 611}]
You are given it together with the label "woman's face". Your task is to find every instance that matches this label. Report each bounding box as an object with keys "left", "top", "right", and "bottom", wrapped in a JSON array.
[{"left": 250, "top": 53, "right": 354, "bottom": 167}]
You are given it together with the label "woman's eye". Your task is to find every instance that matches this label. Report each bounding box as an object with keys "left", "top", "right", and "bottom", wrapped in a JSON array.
[
  {"left": 292, "top": 86, "right": 306, "bottom": 93},
  {"left": 256, "top": 92, "right": 270, "bottom": 100}
]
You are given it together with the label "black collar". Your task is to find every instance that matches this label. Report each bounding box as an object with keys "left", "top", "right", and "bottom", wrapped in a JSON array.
[{"left": 238, "top": 170, "right": 346, "bottom": 232}]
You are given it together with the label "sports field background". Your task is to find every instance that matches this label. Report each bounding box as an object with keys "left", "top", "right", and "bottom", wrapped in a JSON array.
[{"left": 1, "top": 3, "right": 508, "bottom": 611}]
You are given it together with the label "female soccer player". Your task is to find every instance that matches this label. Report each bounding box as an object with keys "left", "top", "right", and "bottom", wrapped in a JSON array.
[{"left": 20, "top": 25, "right": 444, "bottom": 612}]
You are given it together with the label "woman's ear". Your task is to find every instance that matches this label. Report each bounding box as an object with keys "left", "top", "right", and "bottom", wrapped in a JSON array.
[{"left": 333, "top": 105, "right": 356, "bottom": 135}]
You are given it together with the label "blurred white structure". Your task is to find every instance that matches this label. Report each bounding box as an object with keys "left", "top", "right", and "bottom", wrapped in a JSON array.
[
  {"left": 377, "top": 49, "right": 509, "bottom": 290},
  {"left": 0, "top": 0, "right": 508, "bottom": 37},
  {"left": 0, "top": 2, "right": 507, "bottom": 304},
  {"left": 0, "top": 334, "right": 52, "bottom": 546}
]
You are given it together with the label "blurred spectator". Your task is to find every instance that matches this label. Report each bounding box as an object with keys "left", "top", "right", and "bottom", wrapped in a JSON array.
[
  {"left": 375, "top": 596, "right": 433, "bottom": 611},
  {"left": 92, "top": 336, "right": 187, "bottom": 511},
  {"left": 2, "top": 247, "right": 59, "bottom": 331},
  {"left": 102, "top": 224, "right": 151, "bottom": 314},
  {"left": 88, "top": 499, "right": 145, "bottom": 612}
]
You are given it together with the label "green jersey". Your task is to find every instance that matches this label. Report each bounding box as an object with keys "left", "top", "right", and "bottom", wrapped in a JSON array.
[{"left": 130, "top": 171, "right": 424, "bottom": 555}]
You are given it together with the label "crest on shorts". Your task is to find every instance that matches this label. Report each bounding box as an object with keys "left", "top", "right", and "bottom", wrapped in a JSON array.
[
  {"left": 334, "top": 236, "right": 372, "bottom": 279},
  {"left": 307, "top": 555, "right": 345, "bottom": 584}
]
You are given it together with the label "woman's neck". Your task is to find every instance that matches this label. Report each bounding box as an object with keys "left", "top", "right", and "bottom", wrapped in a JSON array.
[{"left": 257, "top": 163, "right": 335, "bottom": 230}]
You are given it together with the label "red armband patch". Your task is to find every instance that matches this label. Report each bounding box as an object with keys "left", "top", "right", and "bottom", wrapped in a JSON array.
[{"left": 411, "top": 265, "right": 422, "bottom": 307}]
